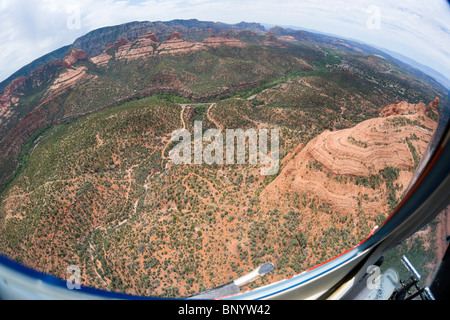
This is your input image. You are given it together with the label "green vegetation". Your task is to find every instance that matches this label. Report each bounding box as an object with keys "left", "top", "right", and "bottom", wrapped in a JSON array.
[
  {"left": 353, "top": 174, "right": 383, "bottom": 190},
  {"left": 347, "top": 136, "right": 368, "bottom": 148},
  {"left": 406, "top": 135, "right": 421, "bottom": 169},
  {"left": 152, "top": 93, "right": 192, "bottom": 104},
  {"left": 0, "top": 125, "right": 52, "bottom": 197},
  {"left": 381, "top": 167, "right": 401, "bottom": 211}
]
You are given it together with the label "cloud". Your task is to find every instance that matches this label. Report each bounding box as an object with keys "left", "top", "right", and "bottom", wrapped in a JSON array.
[{"left": 0, "top": 0, "right": 449, "bottom": 83}]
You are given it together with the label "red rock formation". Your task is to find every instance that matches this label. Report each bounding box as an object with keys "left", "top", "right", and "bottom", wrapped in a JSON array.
[
  {"left": 266, "top": 32, "right": 277, "bottom": 41},
  {"left": 263, "top": 32, "right": 287, "bottom": 48},
  {"left": 262, "top": 99, "right": 438, "bottom": 220},
  {"left": 167, "top": 32, "right": 182, "bottom": 41},
  {"left": 48, "top": 66, "right": 91, "bottom": 96},
  {"left": 278, "top": 35, "right": 297, "bottom": 42},
  {"left": 380, "top": 97, "right": 439, "bottom": 117},
  {"left": 94, "top": 33, "right": 160, "bottom": 64},
  {"left": 158, "top": 35, "right": 203, "bottom": 55},
  {"left": 90, "top": 29, "right": 252, "bottom": 63},
  {"left": 0, "top": 77, "right": 27, "bottom": 109},
  {"left": 62, "top": 48, "right": 89, "bottom": 69},
  {"left": 202, "top": 36, "right": 246, "bottom": 48},
  {"left": 140, "top": 32, "right": 159, "bottom": 43},
  {"left": 426, "top": 97, "right": 439, "bottom": 112},
  {"left": 29, "top": 60, "right": 64, "bottom": 87},
  {"left": 380, "top": 101, "right": 413, "bottom": 116},
  {"left": 106, "top": 38, "right": 130, "bottom": 50}
]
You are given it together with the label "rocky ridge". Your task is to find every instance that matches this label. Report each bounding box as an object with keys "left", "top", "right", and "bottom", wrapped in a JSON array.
[{"left": 262, "top": 98, "right": 439, "bottom": 223}]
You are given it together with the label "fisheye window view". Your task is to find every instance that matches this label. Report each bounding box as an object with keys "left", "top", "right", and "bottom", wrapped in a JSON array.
[{"left": 0, "top": 0, "right": 449, "bottom": 304}]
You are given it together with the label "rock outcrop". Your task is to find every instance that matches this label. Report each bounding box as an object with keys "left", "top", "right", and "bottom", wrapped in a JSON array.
[
  {"left": 263, "top": 32, "right": 287, "bottom": 48},
  {"left": 380, "top": 98, "right": 439, "bottom": 117},
  {"left": 48, "top": 66, "right": 91, "bottom": 95},
  {"left": 0, "top": 77, "right": 26, "bottom": 111},
  {"left": 167, "top": 31, "right": 182, "bottom": 41},
  {"left": 90, "top": 30, "right": 252, "bottom": 66},
  {"left": 158, "top": 32, "right": 204, "bottom": 55},
  {"left": 202, "top": 36, "right": 246, "bottom": 48},
  {"left": 62, "top": 48, "right": 89, "bottom": 69},
  {"left": 105, "top": 37, "right": 130, "bottom": 50},
  {"left": 278, "top": 35, "right": 297, "bottom": 42},
  {"left": 262, "top": 99, "right": 439, "bottom": 220}
]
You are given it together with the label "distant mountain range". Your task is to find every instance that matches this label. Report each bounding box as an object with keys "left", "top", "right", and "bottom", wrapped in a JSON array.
[
  {"left": 263, "top": 23, "right": 450, "bottom": 91},
  {"left": 373, "top": 47, "right": 450, "bottom": 91},
  {"left": 2, "top": 19, "right": 449, "bottom": 94},
  {"left": 0, "top": 20, "right": 266, "bottom": 94}
]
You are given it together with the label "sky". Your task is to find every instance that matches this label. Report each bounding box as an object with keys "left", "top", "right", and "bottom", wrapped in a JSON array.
[{"left": 0, "top": 0, "right": 450, "bottom": 84}]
